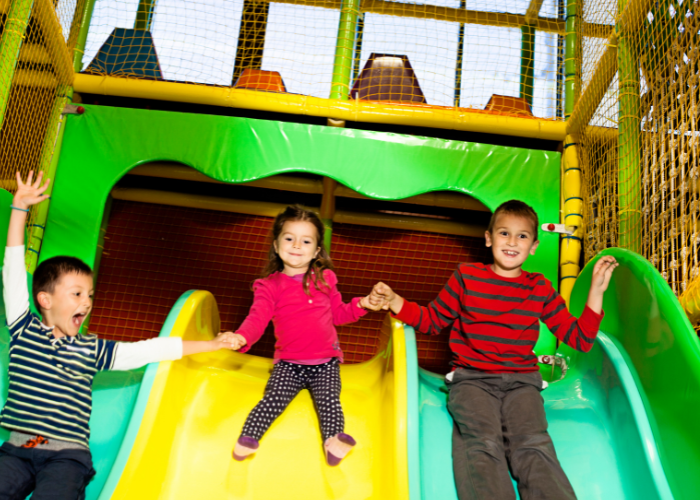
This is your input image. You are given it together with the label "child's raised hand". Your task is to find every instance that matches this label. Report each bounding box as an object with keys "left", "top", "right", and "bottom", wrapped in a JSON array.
[
  {"left": 590, "top": 255, "right": 618, "bottom": 294},
  {"left": 13, "top": 170, "right": 50, "bottom": 210}
]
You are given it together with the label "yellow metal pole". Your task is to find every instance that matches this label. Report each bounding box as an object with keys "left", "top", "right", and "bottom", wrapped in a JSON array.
[{"left": 74, "top": 74, "right": 567, "bottom": 140}]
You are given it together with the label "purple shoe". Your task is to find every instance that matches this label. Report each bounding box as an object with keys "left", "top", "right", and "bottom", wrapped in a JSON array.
[
  {"left": 233, "top": 436, "right": 259, "bottom": 461},
  {"left": 325, "top": 433, "right": 356, "bottom": 466}
]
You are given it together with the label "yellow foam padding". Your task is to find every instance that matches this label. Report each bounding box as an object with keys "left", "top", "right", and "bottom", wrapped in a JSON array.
[{"left": 110, "top": 290, "right": 409, "bottom": 500}]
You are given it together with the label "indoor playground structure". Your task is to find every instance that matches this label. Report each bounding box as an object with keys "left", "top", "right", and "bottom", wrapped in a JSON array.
[{"left": 0, "top": 0, "right": 700, "bottom": 499}]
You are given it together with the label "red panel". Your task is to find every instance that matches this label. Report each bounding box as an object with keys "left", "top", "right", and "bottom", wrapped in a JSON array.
[
  {"left": 89, "top": 200, "right": 278, "bottom": 359},
  {"left": 90, "top": 200, "right": 491, "bottom": 372}
]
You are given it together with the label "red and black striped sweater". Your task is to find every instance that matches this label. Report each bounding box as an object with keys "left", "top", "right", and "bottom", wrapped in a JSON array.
[{"left": 395, "top": 262, "right": 604, "bottom": 373}]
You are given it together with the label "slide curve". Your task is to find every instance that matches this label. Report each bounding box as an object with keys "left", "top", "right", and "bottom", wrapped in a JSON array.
[{"left": 91, "top": 290, "right": 409, "bottom": 500}]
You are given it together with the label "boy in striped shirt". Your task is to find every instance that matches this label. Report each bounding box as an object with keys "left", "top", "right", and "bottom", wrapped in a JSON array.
[
  {"left": 372, "top": 200, "right": 618, "bottom": 500},
  {"left": 0, "top": 171, "right": 244, "bottom": 500}
]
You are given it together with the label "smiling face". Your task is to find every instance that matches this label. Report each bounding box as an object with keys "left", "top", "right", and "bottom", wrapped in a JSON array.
[
  {"left": 273, "top": 220, "right": 321, "bottom": 276},
  {"left": 38, "top": 272, "right": 94, "bottom": 338},
  {"left": 484, "top": 213, "right": 539, "bottom": 278}
]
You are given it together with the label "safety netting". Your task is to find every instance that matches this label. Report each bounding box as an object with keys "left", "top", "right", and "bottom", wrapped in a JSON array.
[
  {"left": 88, "top": 199, "right": 491, "bottom": 372},
  {"left": 80, "top": 0, "right": 568, "bottom": 117}
]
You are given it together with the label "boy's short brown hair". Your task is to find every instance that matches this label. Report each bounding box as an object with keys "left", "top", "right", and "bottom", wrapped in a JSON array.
[
  {"left": 486, "top": 200, "right": 539, "bottom": 240},
  {"left": 33, "top": 256, "right": 93, "bottom": 311}
]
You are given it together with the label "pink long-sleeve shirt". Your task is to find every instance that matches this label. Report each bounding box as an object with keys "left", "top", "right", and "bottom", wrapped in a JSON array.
[{"left": 237, "top": 270, "right": 367, "bottom": 362}]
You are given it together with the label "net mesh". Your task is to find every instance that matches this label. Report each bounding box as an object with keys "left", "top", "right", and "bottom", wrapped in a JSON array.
[
  {"left": 0, "top": 0, "right": 76, "bottom": 260},
  {"left": 80, "top": 0, "right": 570, "bottom": 118},
  {"left": 88, "top": 199, "right": 491, "bottom": 372},
  {"left": 576, "top": 0, "right": 700, "bottom": 331}
]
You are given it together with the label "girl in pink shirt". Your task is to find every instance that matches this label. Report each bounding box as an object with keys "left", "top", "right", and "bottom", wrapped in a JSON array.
[{"left": 221, "top": 205, "right": 379, "bottom": 466}]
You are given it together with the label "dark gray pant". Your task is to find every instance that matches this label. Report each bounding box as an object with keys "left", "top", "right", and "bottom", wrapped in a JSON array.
[
  {"left": 447, "top": 368, "right": 576, "bottom": 500},
  {"left": 0, "top": 442, "right": 95, "bottom": 500}
]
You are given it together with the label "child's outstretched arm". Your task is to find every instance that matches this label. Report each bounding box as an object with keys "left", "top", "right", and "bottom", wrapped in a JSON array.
[
  {"left": 541, "top": 255, "right": 618, "bottom": 353},
  {"left": 109, "top": 333, "right": 242, "bottom": 371},
  {"left": 4, "top": 171, "right": 50, "bottom": 327}
]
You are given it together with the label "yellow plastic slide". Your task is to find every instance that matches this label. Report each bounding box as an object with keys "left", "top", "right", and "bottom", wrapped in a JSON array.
[{"left": 108, "top": 291, "right": 409, "bottom": 500}]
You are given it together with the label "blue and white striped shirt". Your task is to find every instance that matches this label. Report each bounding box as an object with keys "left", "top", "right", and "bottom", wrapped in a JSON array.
[
  {"left": 1, "top": 245, "right": 183, "bottom": 448},
  {"left": 1, "top": 308, "right": 117, "bottom": 447}
]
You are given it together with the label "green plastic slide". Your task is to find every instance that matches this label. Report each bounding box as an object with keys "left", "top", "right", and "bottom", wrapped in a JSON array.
[{"left": 409, "top": 248, "right": 700, "bottom": 500}]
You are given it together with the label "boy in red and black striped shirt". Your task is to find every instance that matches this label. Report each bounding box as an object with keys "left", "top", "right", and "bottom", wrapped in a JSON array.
[{"left": 372, "top": 200, "right": 617, "bottom": 500}]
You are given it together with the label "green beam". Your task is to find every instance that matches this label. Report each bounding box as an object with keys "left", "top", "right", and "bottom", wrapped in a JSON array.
[
  {"left": 351, "top": 13, "right": 365, "bottom": 84},
  {"left": 134, "top": 0, "right": 157, "bottom": 31},
  {"left": 330, "top": 0, "right": 361, "bottom": 99},
  {"left": 73, "top": 0, "right": 99, "bottom": 71},
  {"left": 555, "top": 0, "right": 565, "bottom": 118},
  {"left": 564, "top": 0, "right": 578, "bottom": 118},
  {"left": 0, "top": 0, "right": 34, "bottom": 131},
  {"left": 520, "top": 24, "right": 536, "bottom": 107},
  {"left": 454, "top": 0, "right": 466, "bottom": 107},
  {"left": 617, "top": 0, "right": 641, "bottom": 253}
]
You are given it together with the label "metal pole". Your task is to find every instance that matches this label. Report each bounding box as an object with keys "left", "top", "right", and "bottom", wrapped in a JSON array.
[
  {"left": 564, "top": 0, "right": 578, "bottom": 119},
  {"left": 73, "top": 0, "right": 98, "bottom": 71},
  {"left": 454, "top": 0, "right": 466, "bottom": 107},
  {"left": 617, "top": 0, "right": 641, "bottom": 252},
  {"left": 134, "top": 0, "right": 157, "bottom": 31},
  {"left": 520, "top": 24, "right": 535, "bottom": 107},
  {"left": 330, "top": 0, "right": 361, "bottom": 99}
]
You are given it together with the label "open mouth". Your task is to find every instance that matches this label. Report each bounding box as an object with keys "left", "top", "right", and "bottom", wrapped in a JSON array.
[
  {"left": 503, "top": 250, "right": 519, "bottom": 257},
  {"left": 72, "top": 313, "right": 87, "bottom": 328}
]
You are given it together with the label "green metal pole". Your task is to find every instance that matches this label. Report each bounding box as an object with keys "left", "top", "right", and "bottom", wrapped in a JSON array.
[
  {"left": 0, "top": 0, "right": 34, "bottom": 131},
  {"left": 555, "top": 0, "right": 565, "bottom": 118},
  {"left": 520, "top": 24, "right": 536, "bottom": 107},
  {"left": 134, "top": 0, "right": 157, "bottom": 31},
  {"left": 617, "top": 0, "right": 641, "bottom": 253},
  {"left": 26, "top": 96, "right": 70, "bottom": 272},
  {"left": 564, "top": 0, "right": 578, "bottom": 118},
  {"left": 330, "top": 0, "right": 361, "bottom": 99},
  {"left": 74, "top": 0, "right": 99, "bottom": 71},
  {"left": 454, "top": 0, "right": 466, "bottom": 107},
  {"left": 351, "top": 14, "right": 365, "bottom": 84}
]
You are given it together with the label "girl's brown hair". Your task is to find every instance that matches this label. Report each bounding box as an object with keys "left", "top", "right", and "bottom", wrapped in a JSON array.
[{"left": 261, "top": 205, "right": 334, "bottom": 294}]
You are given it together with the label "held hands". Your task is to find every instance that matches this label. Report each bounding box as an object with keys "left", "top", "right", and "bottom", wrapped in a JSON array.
[
  {"left": 359, "top": 294, "right": 387, "bottom": 312},
  {"left": 13, "top": 170, "right": 50, "bottom": 210},
  {"left": 215, "top": 331, "right": 247, "bottom": 350},
  {"left": 369, "top": 282, "right": 404, "bottom": 314}
]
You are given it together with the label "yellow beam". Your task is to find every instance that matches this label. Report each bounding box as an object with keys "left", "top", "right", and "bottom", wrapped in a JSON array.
[
  {"left": 334, "top": 209, "right": 486, "bottom": 237},
  {"left": 111, "top": 187, "right": 291, "bottom": 217},
  {"left": 75, "top": 74, "right": 567, "bottom": 140},
  {"left": 129, "top": 163, "right": 324, "bottom": 193},
  {"left": 111, "top": 186, "right": 486, "bottom": 237},
  {"left": 129, "top": 163, "right": 491, "bottom": 212},
  {"left": 524, "top": 0, "right": 545, "bottom": 25},
  {"left": 263, "top": 0, "right": 612, "bottom": 36},
  {"left": 32, "top": 0, "right": 73, "bottom": 85}
]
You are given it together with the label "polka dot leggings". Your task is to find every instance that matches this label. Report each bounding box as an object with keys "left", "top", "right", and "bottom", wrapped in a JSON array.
[{"left": 240, "top": 358, "right": 344, "bottom": 441}]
